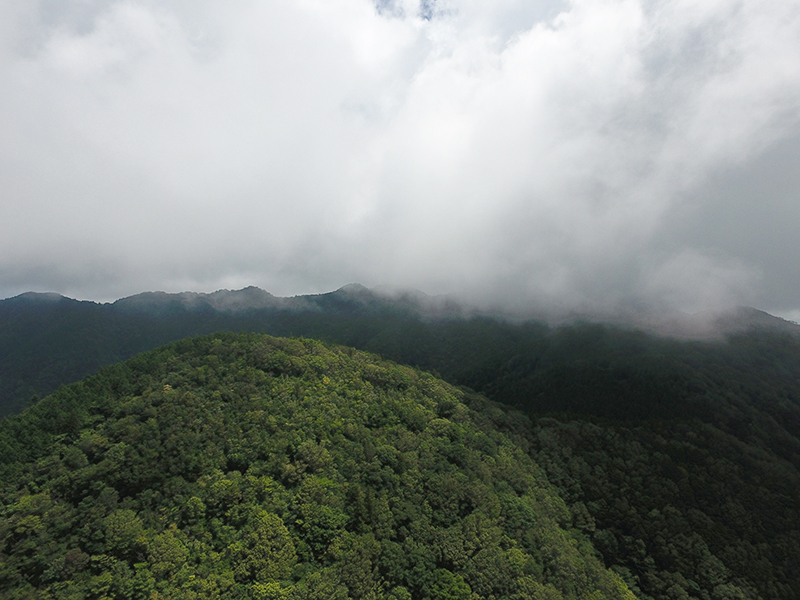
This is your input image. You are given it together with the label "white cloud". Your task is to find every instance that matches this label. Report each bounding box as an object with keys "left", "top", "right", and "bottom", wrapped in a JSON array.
[
  {"left": 640, "top": 249, "right": 759, "bottom": 313},
  {"left": 1, "top": 0, "right": 800, "bottom": 311}
]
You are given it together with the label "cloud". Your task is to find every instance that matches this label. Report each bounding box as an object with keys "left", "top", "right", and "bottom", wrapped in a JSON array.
[
  {"left": 639, "top": 249, "right": 759, "bottom": 314},
  {"left": 1, "top": 0, "right": 799, "bottom": 312}
]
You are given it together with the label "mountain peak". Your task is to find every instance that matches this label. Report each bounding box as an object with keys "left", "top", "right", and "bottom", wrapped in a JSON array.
[
  {"left": 112, "top": 287, "right": 290, "bottom": 315},
  {"left": 333, "top": 282, "right": 372, "bottom": 295},
  {"left": 9, "top": 291, "right": 69, "bottom": 303}
]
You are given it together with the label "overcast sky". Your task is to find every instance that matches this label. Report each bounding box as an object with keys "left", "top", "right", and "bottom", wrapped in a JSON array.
[{"left": 1, "top": 0, "right": 800, "bottom": 316}]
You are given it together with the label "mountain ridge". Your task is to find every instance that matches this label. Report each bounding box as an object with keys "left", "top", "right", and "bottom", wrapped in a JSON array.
[
  {"left": 2, "top": 284, "right": 800, "bottom": 420},
  {"left": 6, "top": 284, "right": 799, "bottom": 336}
]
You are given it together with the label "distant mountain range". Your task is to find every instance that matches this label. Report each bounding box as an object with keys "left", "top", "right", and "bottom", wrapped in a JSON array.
[{"left": 2, "top": 284, "right": 798, "bottom": 419}]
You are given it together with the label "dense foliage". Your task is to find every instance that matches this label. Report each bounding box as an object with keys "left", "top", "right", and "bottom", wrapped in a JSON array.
[
  {"left": 0, "top": 333, "right": 634, "bottom": 600},
  {"left": 4, "top": 290, "right": 800, "bottom": 598},
  {"left": 530, "top": 417, "right": 800, "bottom": 599}
]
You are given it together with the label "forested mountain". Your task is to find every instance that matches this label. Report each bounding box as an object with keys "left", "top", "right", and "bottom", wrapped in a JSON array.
[
  {"left": 1, "top": 285, "right": 796, "bottom": 420},
  {"left": 0, "top": 333, "right": 635, "bottom": 599},
  {"left": 3, "top": 287, "right": 800, "bottom": 598},
  {"left": 0, "top": 285, "right": 462, "bottom": 418}
]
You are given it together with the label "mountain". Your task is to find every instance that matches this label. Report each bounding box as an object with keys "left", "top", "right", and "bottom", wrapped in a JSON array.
[
  {"left": 0, "top": 286, "right": 470, "bottom": 418},
  {"left": 2, "top": 285, "right": 798, "bottom": 419},
  {"left": 0, "top": 333, "right": 635, "bottom": 600},
  {"left": 3, "top": 287, "right": 800, "bottom": 597}
]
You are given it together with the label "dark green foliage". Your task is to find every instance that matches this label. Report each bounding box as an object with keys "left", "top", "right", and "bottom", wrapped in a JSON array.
[
  {"left": 5, "top": 290, "right": 800, "bottom": 598},
  {"left": 528, "top": 416, "right": 800, "bottom": 600},
  {"left": 0, "top": 333, "right": 635, "bottom": 599}
]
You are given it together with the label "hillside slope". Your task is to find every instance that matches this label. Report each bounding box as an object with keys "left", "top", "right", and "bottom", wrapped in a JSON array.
[{"left": 0, "top": 333, "right": 634, "bottom": 600}]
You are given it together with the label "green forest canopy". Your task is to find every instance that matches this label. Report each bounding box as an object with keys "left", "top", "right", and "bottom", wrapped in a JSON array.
[
  {"left": 0, "top": 333, "right": 635, "bottom": 600},
  {"left": 3, "top": 294, "right": 800, "bottom": 599}
]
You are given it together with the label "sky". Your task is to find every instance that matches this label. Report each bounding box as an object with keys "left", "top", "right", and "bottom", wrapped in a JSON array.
[{"left": 1, "top": 0, "right": 800, "bottom": 317}]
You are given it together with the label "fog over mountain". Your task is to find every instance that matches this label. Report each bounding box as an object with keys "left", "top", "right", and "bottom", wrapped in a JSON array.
[{"left": 2, "top": 0, "right": 800, "bottom": 315}]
